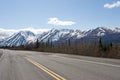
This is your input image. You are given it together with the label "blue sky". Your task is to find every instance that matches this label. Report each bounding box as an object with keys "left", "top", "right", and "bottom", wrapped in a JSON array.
[{"left": 0, "top": 0, "right": 120, "bottom": 30}]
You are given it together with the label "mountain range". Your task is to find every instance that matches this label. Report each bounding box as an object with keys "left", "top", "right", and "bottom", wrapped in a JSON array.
[{"left": 0, "top": 27, "right": 120, "bottom": 47}]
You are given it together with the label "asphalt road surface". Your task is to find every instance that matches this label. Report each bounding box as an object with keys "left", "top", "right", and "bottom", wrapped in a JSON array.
[{"left": 0, "top": 49, "right": 120, "bottom": 80}]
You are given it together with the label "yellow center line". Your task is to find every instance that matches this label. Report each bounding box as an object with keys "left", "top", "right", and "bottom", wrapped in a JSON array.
[{"left": 24, "top": 57, "right": 66, "bottom": 80}]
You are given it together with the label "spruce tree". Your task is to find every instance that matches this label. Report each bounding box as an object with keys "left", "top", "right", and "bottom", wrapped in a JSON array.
[
  {"left": 99, "top": 37, "right": 103, "bottom": 49},
  {"left": 36, "top": 39, "right": 39, "bottom": 48},
  {"left": 68, "top": 39, "right": 71, "bottom": 47}
]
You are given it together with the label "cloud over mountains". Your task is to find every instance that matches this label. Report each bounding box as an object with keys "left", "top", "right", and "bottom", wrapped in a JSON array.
[{"left": 48, "top": 17, "right": 76, "bottom": 26}]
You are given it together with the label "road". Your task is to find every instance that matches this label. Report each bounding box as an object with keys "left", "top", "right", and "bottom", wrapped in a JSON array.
[{"left": 0, "top": 49, "right": 120, "bottom": 80}]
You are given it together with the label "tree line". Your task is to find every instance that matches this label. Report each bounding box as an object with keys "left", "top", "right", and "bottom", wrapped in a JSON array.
[{"left": 2, "top": 38, "right": 120, "bottom": 59}]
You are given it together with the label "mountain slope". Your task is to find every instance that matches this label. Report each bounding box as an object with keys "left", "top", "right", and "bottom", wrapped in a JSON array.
[
  {"left": 0, "top": 31, "right": 36, "bottom": 47},
  {"left": 81, "top": 27, "right": 120, "bottom": 43},
  {"left": 38, "top": 28, "right": 84, "bottom": 42}
]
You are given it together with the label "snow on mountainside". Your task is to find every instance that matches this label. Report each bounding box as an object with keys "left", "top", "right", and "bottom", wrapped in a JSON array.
[
  {"left": 86, "top": 27, "right": 114, "bottom": 36},
  {"left": 0, "top": 31, "right": 36, "bottom": 47},
  {"left": 38, "top": 28, "right": 85, "bottom": 43},
  {"left": 0, "top": 27, "right": 119, "bottom": 47},
  {"left": 114, "top": 28, "right": 120, "bottom": 32}
]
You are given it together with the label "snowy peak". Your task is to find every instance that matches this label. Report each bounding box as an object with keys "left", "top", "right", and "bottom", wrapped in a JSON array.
[
  {"left": 0, "top": 31, "right": 36, "bottom": 47},
  {"left": 87, "top": 27, "right": 114, "bottom": 36},
  {"left": 38, "top": 28, "right": 83, "bottom": 42},
  {"left": 114, "top": 27, "right": 120, "bottom": 32},
  {"left": 18, "top": 31, "right": 35, "bottom": 37},
  {"left": 16, "top": 31, "right": 36, "bottom": 43}
]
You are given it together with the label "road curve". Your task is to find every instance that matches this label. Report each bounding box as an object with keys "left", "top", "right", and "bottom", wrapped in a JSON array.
[{"left": 0, "top": 49, "right": 120, "bottom": 80}]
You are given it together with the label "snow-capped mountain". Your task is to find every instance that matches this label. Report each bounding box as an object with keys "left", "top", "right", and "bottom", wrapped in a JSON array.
[
  {"left": 76, "top": 27, "right": 120, "bottom": 43},
  {"left": 86, "top": 27, "right": 113, "bottom": 36},
  {"left": 0, "top": 27, "right": 119, "bottom": 47},
  {"left": 0, "top": 31, "right": 36, "bottom": 47},
  {"left": 114, "top": 27, "right": 120, "bottom": 32},
  {"left": 38, "top": 28, "right": 82, "bottom": 42}
]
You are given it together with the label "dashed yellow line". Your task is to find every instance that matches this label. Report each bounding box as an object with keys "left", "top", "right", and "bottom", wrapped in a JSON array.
[{"left": 25, "top": 57, "right": 66, "bottom": 80}]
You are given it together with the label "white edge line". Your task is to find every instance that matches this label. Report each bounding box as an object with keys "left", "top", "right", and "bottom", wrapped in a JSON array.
[
  {"left": 55, "top": 55, "right": 120, "bottom": 68},
  {"left": 78, "top": 59, "right": 120, "bottom": 68}
]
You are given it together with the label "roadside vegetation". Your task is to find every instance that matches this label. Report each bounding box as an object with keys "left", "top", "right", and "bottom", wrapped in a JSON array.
[
  {"left": 2, "top": 38, "right": 120, "bottom": 59},
  {"left": 0, "top": 50, "right": 3, "bottom": 58}
]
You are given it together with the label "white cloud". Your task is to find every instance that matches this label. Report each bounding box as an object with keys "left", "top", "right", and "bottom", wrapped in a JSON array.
[
  {"left": 18, "top": 27, "right": 50, "bottom": 34},
  {"left": 0, "top": 27, "right": 50, "bottom": 35},
  {"left": 48, "top": 17, "right": 76, "bottom": 26},
  {"left": 0, "top": 28, "right": 17, "bottom": 34},
  {"left": 104, "top": 1, "right": 120, "bottom": 9},
  {"left": 0, "top": 28, "right": 17, "bottom": 39}
]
